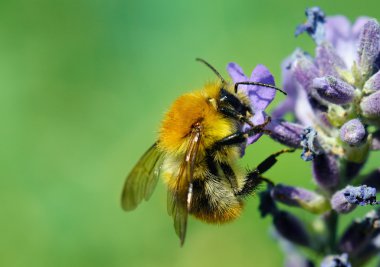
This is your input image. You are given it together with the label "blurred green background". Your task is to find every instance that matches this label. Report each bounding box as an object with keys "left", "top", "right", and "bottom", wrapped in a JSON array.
[{"left": 1, "top": 0, "right": 380, "bottom": 266}]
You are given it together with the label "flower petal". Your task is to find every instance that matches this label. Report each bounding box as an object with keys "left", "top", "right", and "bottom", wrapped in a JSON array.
[
  {"left": 325, "top": 16, "right": 351, "bottom": 46},
  {"left": 352, "top": 17, "right": 372, "bottom": 39},
  {"left": 244, "top": 111, "right": 265, "bottom": 144},
  {"left": 325, "top": 16, "right": 355, "bottom": 67},
  {"left": 226, "top": 62, "right": 247, "bottom": 83},
  {"left": 272, "top": 56, "right": 299, "bottom": 118},
  {"left": 247, "top": 64, "right": 276, "bottom": 112}
]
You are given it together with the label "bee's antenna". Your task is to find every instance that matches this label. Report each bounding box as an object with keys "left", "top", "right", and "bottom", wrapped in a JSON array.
[
  {"left": 196, "top": 58, "right": 226, "bottom": 84},
  {"left": 235, "top": 81, "right": 287, "bottom": 95}
]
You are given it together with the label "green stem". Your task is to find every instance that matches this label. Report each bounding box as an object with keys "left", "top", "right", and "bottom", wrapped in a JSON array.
[{"left": 325, "top": 211, "right": 339, "bottom": 254}]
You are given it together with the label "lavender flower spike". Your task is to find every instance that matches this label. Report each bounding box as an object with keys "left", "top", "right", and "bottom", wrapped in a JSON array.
[
  {"left": 320, "top": 253, "right": 351, "bottom": 267},
  {"left": 312, "top": 76, "right": 355, "bottom": 104},
  {"left": 271, "top": 184, "right": 330, "bottom": 214},
  {"left": 340, "top": 119, "right": 366, "bottom": 146},
  {"left": 331, "top": 185, "right": 378, "bottom": 213}
]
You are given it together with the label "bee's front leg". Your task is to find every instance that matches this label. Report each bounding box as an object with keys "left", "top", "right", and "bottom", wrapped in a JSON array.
[{"left": 211, "top": 117, "right": 272, "bottom": 152}]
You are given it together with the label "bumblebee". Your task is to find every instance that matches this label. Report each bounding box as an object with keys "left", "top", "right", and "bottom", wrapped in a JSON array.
[{"left": 121, "top": 59, "right": 291, "bottom": 245}]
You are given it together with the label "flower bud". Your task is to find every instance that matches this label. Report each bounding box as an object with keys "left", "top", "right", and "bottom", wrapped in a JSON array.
[
  {"left": 331, "top": 189, "right": 356, "bottom": 214},
  {"left": 320, "top": 253, "right": 351, "bottom": 267},
  {"left": 316, "top": 42, "right": 346, "bottom": 76},
  {"left": 363, "top": 70, "right": 380, "bottom": 94},
  {"left": 271, "top": 184, "right": 330, "bottom": 214},
  {"left": 273, "top": 210, "right": 311, "bottom": 247},
  {"left": 312, "top": 76, "right": 355, "bottom": 104},
  {"left": 340, "top": 119, "right": 366, "bottom": 146},
  {"left": 312, "top": 153, "right": 340, "bottom": 190},
  {"left": 339, "top": 210, "right": 380, "bottom": 254},
  {"left": 360, "top": 91, "right": 380, "bottom": 119},
  {"left": 293, "top": 51, "right": 319, "bottom": 91},
  {"left": 357, "top": 19, "right": 380, "bottom": 78},
  {"left": 331, "top": 185, "right": 378, "bottom": 214},
  {"left": 267, "top": 120, "right": 304, "bottom": 148}
]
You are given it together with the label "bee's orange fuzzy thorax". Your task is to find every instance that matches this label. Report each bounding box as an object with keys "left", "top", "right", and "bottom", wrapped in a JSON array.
[{"left": 158, "top": 82, "right": 234, "bottom": 154}]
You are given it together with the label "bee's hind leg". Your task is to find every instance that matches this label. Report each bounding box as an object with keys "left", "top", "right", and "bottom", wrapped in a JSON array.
[{"left": 237, "top": 149, "right": 295, "bottom": 197}]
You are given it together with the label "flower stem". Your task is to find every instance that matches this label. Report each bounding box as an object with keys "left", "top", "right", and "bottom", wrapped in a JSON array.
[{"left": 325, "top": 211, "right": 339, "bottom": 253}]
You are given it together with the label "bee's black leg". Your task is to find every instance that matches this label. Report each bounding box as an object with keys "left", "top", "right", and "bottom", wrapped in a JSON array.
[
  {"left": 237, "top": 149, "right": 295, "bottom": 197},
  {"left": 211, "top": 117, "right": 272, "bottom": 152}
]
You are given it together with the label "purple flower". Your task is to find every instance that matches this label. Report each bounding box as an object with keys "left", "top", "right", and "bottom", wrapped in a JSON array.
[{"left": 227, "top": 63, "right": 276, "bottom": 145}]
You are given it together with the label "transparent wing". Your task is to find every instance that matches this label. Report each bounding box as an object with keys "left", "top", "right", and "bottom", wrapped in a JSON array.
[
  {"left": 121, "top": 143, "right": 164, "bottom": 211},
  {"left": 167, "top": 129, "right": 201, "bottom": 246}
]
